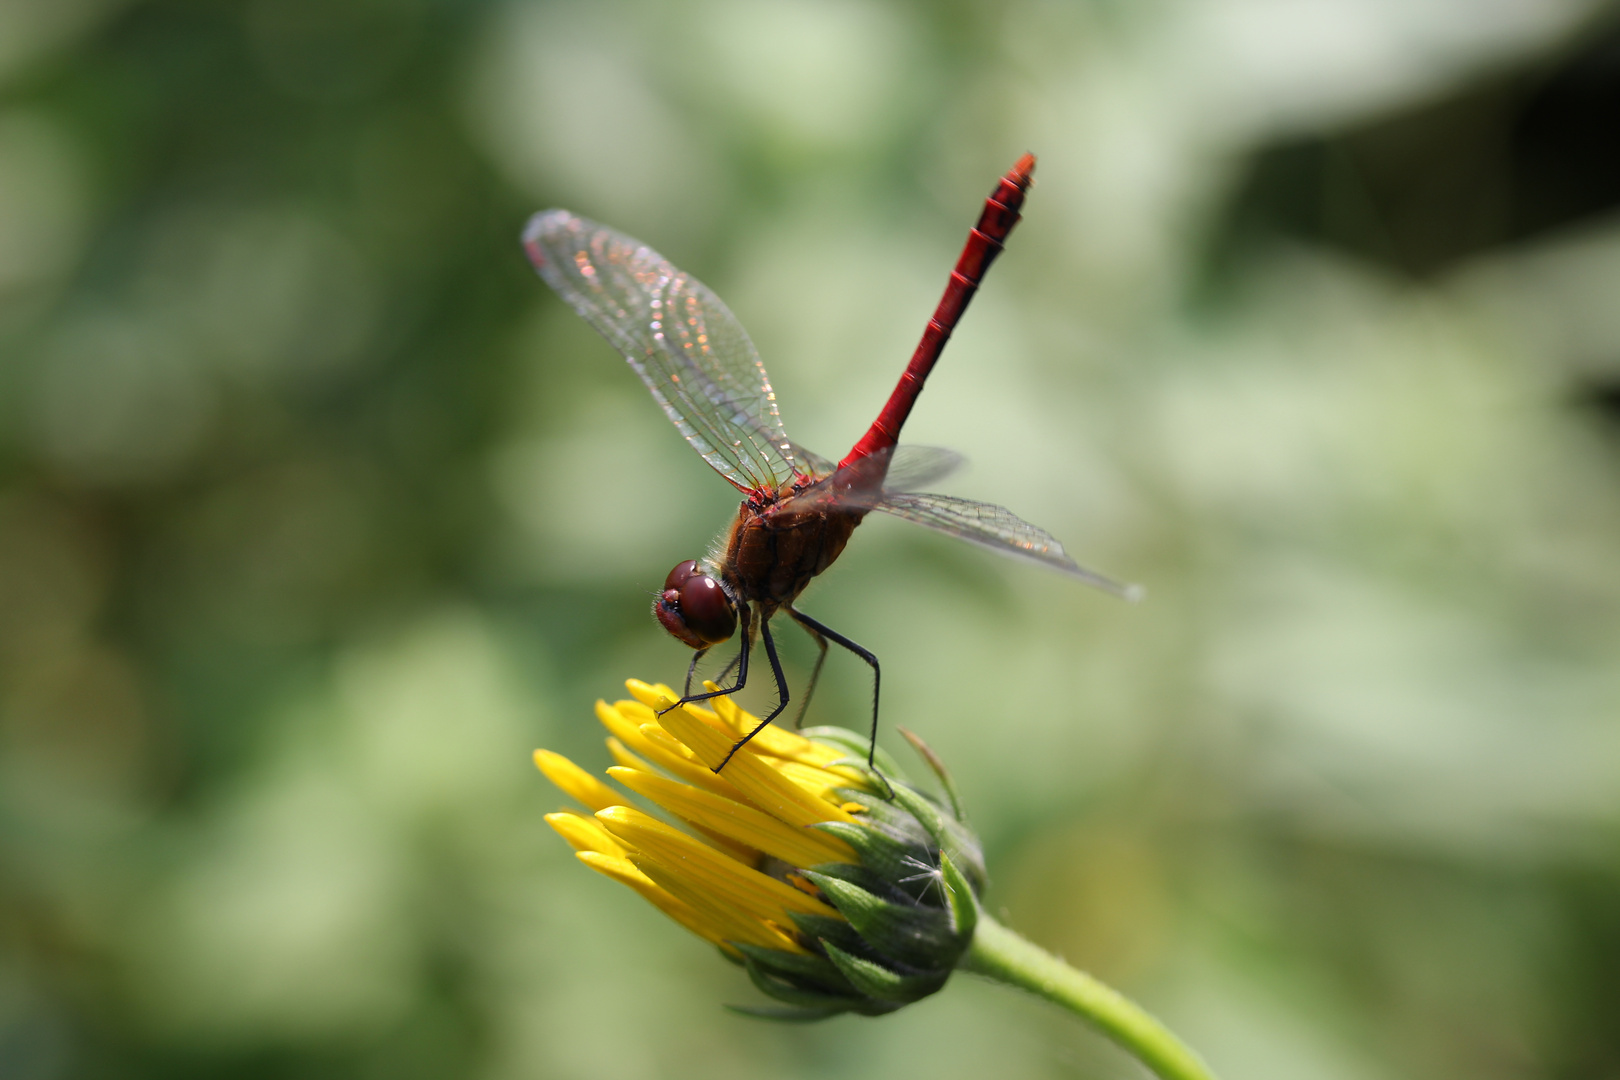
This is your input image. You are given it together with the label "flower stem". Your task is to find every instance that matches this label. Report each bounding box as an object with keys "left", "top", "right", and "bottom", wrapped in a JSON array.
[{"left": 960, "top": 914, "right": 1219, "bottom": 1080}]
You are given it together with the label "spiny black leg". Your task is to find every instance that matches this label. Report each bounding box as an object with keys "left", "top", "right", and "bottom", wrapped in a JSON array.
[
  {"left": 683, "top": 646, "right": 709, "bottom": 699},
  {"left": 683, "top": 641, "right": 741, "bottom": 702},
  {"left": 661, "top": 606, "right": 749, "bottom": 714},
  {"left": 789, "top": 616, "right": 829, "bottom": 730},
  {"left": 714, "top": 647, "right": 743, "bottom": 686},
  {"left": 787, "top": 607, "right": 881, "bottom": 769},
  {"left": 715, "top": 616, "right": 790, "bottom": 773}
]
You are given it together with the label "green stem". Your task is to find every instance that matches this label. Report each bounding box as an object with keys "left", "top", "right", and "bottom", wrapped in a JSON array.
[{"left": 960, "top": 914, "right": 1219, "bottom": 1080}]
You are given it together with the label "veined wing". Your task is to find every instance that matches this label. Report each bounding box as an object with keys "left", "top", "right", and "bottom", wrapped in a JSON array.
[
  {"left": 786, "top": 440, "right": 837, "bottom": 482},
  {"left": 875, "top": 491, "right": 1139, "bottom": 599},
  {"left": 777, "top": 445, "right": 965, "bottom": 510},
  {"left": 524, "top": 210, "right": 798, "bottom": 493},
  {"left": 880, "top": 446, "right": 964, "bottom": 492}
]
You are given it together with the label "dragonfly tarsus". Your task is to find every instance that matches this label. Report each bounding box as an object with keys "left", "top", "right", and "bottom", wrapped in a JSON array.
[
  {"left": 789, "top": 607, "right": 881, "bottom": 769},
  {"left": 716, "top": 616, "right": 791, "bottom": 772}
]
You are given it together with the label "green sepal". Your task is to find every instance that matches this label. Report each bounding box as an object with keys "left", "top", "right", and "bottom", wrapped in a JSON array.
[
  {"left": 802, "top": 871, "right": 957, "bottom": 970},
  {"left": 800, "top": 727, "right": 910, "bottom": 780},
  {"left": 822, "top": 756, "right": 897, "bottom": 798},
  {"left": 936, "top": 815, "right": 988, "bottom": 894},
  {"left": 732, "top": 943, "right": 853, "bottom": 995},
  {"left": 807, "top": 828, "right": 926, "bottom": 899},
  {"left": 717, "top": 944, "right": 746, "bottom": 967},
  {"left": 831, "top": 788, "right": 934, "bottom": 848},
  {"left": 820, "top": 940, "right": 949, "bottom": 1003},
  {"left": 849, "top": 997, "right": 907, "bottom": 1017},
  {"left": 825, "top": 785, "right": 986, "bottom": 896},
  {"left": 884, "top": 781, "right": 951, "bottom": 851},
  {"left": 804, "top": 860, "right": 920, "bottom": 908},
  {"left": 788, "top": 911, "right": 875, "bottom": 961},
  {"left": 896, "top": 726, "right": 965, "bottom": 822},
  {"left": 724, "top": 1003, "right": 846, "bottom": 1022},
  {"left": 886, "top": 783, "right": 988, "bottom": 894},
  {"left": 938, "top": 850, "right": 978, "bottom": 942},
  {"left": 812, "top": 819, "right": 912, "bottom": 867},
  {"left": 741, "top": 955, "right": 866, "bottom": 1011}
]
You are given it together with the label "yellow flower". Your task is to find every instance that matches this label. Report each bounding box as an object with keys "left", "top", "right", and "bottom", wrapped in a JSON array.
[{"left": 535, "top": 679, "right": 986, "bottom": 1019}]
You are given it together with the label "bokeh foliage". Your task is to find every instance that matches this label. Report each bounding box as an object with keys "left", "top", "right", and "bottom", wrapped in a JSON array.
[{"left": 3, "top": 1, "right": 1620, "bottom": 1077}]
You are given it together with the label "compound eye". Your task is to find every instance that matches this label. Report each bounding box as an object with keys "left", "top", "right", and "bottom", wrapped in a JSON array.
[
  {"left": 653, "top": 562, "right": 736, "bottom": 648},
  {"left": 664, "top": 559, "right": 701, "bottom": 591},
  {"left": 678, "top": 574, "right": 736, "bottom": 645}
]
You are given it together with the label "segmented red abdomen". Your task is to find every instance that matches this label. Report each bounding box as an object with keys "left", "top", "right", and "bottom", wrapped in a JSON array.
[{"left": 838, "top": 153, "right": 1036, "bottom": 471}]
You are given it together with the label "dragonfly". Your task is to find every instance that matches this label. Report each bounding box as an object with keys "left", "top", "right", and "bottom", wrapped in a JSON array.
[{"left": 523, "top": 153, "right": 1133, "bottom": 773}]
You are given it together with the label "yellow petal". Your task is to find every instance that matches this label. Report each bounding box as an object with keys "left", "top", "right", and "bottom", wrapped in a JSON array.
[
  {"left": 534, "top": 749, "right": 623, "bottom": 812},
  {"left": 608, "top": 766, "right": 855, "bottom": 869},
  {"left": 625, "top": 853, "right": 806, "bottom": 954},
  {"left": 545, "top": 811, "right": 626, "bottom": 857},
  {"left": 638, "top": 723, "right": 699, "bottom": 762},
  {"left": 603, "top": 733, "right": 749, "bottom": 871},
  {"left": 574, "top": 851, "right": 741, "bottom": 953},
  {"left": 705, "top": 687, "right": 848, "bottom": 768},
  {"left": 626, "top": 679, "right": 681, "bottom": 712},
  {"left": 625, "top": 679, "right": 732, "bottom": 736},
  {"left": 596, "top": 806, "right": 839, "bottom": 922},
  {"left": 594, "top": 700, "right": 740, "bottom": 800},
  {"left": 612, "top": 696, "right": 657, "bottom": 724},
  {"left": 688, "top": 824, "right": 762, "bottom": 866},
  {"left": 656, "top": 707, "right": 858, "bottom": 829},
  {"left": 605, "top": 736, "right": 656, "bottom": 773},
  {"left": 764, "top": 758, "right": 865, "bottom": 801}
]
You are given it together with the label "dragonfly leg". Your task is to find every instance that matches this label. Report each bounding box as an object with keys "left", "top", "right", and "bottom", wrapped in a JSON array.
[
  {"left": 714, "top": 647, "right": 743, "bottom": 686},
  {"left": 715, "top": 616, "right": 790, "bottom": 773},
  {"left": 661, "top": 606, "right": 749, "bottom": 713},
  {"left": 682, "top": 647, "right": 710, "bottom": 698},
  {"left": 683, "top": 644, "right": 742, "bottom": 701},
  {"left": 787, "top": 607, "right": 881, "bottom": 769},
  {"left": 788, "top": 616, "right": 830, "bottom": 730}
]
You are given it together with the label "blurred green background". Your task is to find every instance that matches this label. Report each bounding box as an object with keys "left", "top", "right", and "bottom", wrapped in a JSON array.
[{"left": 4, "top": 0, "right": 1620, "bottom": 1077}]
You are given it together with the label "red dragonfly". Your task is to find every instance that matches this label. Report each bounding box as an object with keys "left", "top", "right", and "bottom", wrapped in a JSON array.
[{"left": 524, "top": 154, "right": 1132, "bottom": 772}]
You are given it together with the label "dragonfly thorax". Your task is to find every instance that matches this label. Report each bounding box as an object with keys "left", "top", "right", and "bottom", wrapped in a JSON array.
[{"left": 720, "top": 497, "right": 866, "bottom": 612}]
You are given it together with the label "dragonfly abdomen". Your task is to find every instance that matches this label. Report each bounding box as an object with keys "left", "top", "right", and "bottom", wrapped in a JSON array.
[{"left": 838, "top": 153, "right": 1036, "bottom": 472}]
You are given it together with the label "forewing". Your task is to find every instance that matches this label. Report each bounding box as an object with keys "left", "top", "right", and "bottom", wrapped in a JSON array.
[
  {"left": 524, "top": 210, "right": 798, "bottom": 492},
  {"left": 874, "top": 492, "right": 1137, "bottom": 597},
  {"left": 786, "top": 440, "right": 837, "bottom": 481}
]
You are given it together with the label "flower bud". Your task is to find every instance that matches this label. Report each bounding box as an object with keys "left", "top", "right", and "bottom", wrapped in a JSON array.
[{"left": 535, "top": 678, "right": 988, "bottom": 1018}]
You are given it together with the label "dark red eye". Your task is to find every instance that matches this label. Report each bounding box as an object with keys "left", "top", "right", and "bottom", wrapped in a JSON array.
[
  {"left": 653, "top": 561, "right": 736, "bottom": 648},
  {"left": 664, "top": 559, "right": 701, "bottom": 591},
  {"left": 678, "top": 575, "right": 735, "bottom": 643}
]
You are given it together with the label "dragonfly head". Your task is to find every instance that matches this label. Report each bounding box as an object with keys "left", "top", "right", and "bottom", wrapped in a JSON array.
[{"left": 655, "top": 559, "right": 737, "bottom": 649}]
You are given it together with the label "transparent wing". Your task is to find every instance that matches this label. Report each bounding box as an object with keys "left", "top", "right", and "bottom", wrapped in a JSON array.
[
  {"left": 774, "top": 445, "right": 965, "bottom": 512},
  {"left": 881, "top": 446, "right": 965, "bottom": 493},
  {"left": 874, "top": 491, "right": 1138, "bottom": 598},
  {"left": 786, "top": 440, "right": 837, "bottom": 482},
  {"left": 524, "top": 210, "right": 799, "bottom": 493}
]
